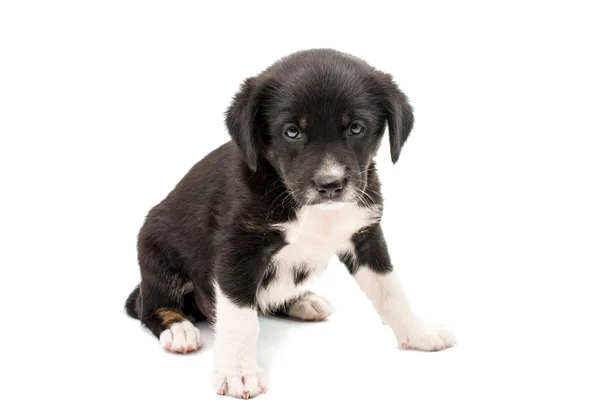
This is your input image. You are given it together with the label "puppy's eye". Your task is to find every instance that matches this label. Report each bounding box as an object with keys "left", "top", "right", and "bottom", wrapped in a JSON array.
[
  {"left": 284, "top": 125, "right": 302, "bottom": 140},
  {"left": 349, "top": 122, "right": 365, "bottom": 136}
]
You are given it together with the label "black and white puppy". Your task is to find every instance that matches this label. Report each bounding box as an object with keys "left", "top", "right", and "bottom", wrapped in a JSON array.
[{"left": 125, "top": 49, "right": 455, "bottom": 399}]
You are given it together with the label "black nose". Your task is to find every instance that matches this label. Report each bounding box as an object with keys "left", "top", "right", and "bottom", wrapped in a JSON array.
[{"left": 315, "top": 177, "right": 345, "bottom": 199}]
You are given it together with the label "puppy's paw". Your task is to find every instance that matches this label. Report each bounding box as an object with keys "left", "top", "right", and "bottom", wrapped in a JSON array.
[
  {"left": 285, "top": 292, "right": 333, "bottom": 321},
  {"left": 394, "top": 319, "right": 456, "bottom": 352},
  {"left": 159, "top": 320, "right": 201, "bottom": 354},
  {"left": 213, "top": 366, "right": 268, "bottom": 399}
]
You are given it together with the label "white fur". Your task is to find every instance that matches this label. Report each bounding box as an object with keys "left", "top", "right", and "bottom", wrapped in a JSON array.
[
  {"left": 159, "top": 320, "right": 201, "bottom": 353},
  {"left": 257, "top": 203, "right": 381, "bottom": 311},
  {"left": 256, "top": 263, "right": 310, "bottom": 312},
  {"left": 316, "top": 154, "right": 345, "bottom": 178},
  {"left": 213, "top": 284, "right": 267, "bottom": 399},
  {"left": 284, "top": 292, "right": 333, "bottom": 320},
  {"left": 354, "top": 266, "right": 456, "bottom": 351}
]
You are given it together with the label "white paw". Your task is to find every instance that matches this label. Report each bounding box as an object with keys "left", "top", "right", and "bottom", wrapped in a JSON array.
[
  {"left": 394, "top": 319, "right": 456, "bottom": 352},
  {"left": 213, "top": 366, "right": 268, "bottom": 399},
  {"left": 285, "top": 292, "right": 333, "bottom": 321},
  {"left": 159, "top": 320, "right": 201, "bottom": 354}
]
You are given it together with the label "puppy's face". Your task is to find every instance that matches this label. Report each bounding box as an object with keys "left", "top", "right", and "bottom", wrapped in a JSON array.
[
  {"left": 260, "top": 73, "right": 387, "bottom": 206},
  {"left": 226, "top": 49, "right": 414, "bottom": 206}
]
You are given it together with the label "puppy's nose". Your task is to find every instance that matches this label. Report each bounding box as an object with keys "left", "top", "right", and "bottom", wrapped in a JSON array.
[{"left": 314, "top": 176, "right": 345, "bottom": 199}]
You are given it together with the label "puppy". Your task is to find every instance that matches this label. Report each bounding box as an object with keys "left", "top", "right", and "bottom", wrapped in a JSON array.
[{"left": 125, "top": 49, "right": 455, "bottom": 399}]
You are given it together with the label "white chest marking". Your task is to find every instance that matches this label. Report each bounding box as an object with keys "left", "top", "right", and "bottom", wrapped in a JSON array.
[{"left": 256, "top": 203, "right": 381, "bottom": 311}]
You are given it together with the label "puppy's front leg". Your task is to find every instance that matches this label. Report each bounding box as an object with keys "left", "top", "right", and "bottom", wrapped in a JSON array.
[
  {"left": 341, "top": 224, "right": 456, "bottom": 351},
  {"left": 213, "top": 285, "right": 267, "bottom": 399}
]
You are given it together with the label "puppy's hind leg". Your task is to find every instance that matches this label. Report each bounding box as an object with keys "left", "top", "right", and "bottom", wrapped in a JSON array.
[
  {"left": 135, "top": 239, "right": 201, "bottom": 354},
  {"left": 283, "top": 291, "right": 333, "bottom": 321}
]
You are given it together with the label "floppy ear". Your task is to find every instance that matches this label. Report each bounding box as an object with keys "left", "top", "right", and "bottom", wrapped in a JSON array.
[
  {"left": 225, "top": 76, "right": 265, "bottom": 172},
  {"left": 375, "top": 72, "right": 415, "bottom": 164}
]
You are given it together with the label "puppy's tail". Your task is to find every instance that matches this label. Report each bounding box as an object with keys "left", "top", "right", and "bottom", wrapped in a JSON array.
[{"left": 124, "top": 285, "right": 141, "bottom": 319}]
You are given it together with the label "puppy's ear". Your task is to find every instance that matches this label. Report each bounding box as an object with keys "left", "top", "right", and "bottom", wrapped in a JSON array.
[
  {"left": 225, "top": 76, "right": 266, "bottom": 172},
  {"left": 375, "top": 71, "right": 414, "bottom": 164}
]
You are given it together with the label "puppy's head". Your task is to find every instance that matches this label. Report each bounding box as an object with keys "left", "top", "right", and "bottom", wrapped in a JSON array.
[{"left": 226, "top": 49, "right": 414, "bottom": 206}]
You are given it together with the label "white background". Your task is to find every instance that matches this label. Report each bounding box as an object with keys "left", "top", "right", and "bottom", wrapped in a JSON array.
[{"left": 1, "top": 1, "right": 599, "bottom": 416}]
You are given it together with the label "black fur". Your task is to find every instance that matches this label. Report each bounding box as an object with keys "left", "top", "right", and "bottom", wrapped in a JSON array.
[
  {"left": 293, "top": 264, "right": 311, "bottom": 285},
  {"left": 347, "top": 223, "right": 393, "bottom": 274},
  {"left": 125, "top": 284, "right": 140, "bottom": 318},
  {"left": 125, "top": 48, "right": 414, "bottom": 333}
]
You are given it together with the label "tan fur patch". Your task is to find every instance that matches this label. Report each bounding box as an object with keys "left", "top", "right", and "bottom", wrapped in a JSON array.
[
  {"left": 299, "top": 118, "right": 307, "bottom": 130},
  {"left": 341, "top": 113, "right": 350, "bottom": 126},
  {"left": 156, "top": 308, "right": 185, "bottom": 327}
]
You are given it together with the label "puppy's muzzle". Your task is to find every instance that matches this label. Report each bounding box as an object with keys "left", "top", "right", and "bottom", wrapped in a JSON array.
[{"left": 313, "top": 175, "right": 347, "bottom": 200}]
